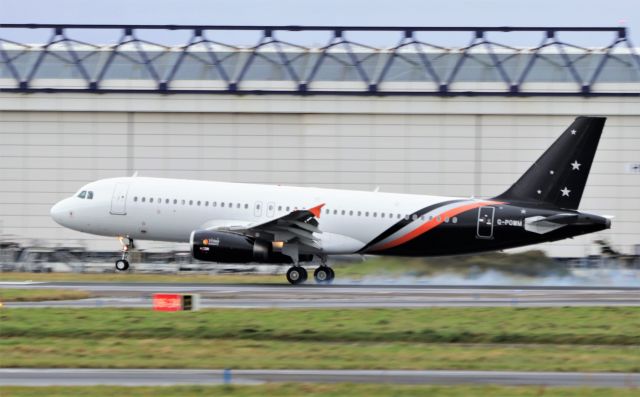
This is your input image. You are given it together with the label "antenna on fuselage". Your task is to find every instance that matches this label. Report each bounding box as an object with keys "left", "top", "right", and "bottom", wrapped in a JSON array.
[{"left": 131, "top": 171, "right": 138, "bottom": 177}]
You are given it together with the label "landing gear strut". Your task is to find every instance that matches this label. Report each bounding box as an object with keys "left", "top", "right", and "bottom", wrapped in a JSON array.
[{"left": 115, "top": 236, "right": 134, "bottom": 272}]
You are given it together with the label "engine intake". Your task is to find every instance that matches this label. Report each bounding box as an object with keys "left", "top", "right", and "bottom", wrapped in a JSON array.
[{"left": 190, "top": 230, "right": 311, "bottom": 264}]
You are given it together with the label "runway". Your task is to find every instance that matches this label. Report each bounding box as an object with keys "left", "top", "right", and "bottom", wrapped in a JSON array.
[
  {"left": 1, "top": 368, "right": 638, "bottom": 387},
  {"left": 2, "top": 282, "right": 639, "bottom": 308}
]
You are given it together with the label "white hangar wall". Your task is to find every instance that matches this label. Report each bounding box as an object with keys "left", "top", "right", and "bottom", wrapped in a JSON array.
[{"left": 0, "top": 93, "right": 638, "bottom": 256}]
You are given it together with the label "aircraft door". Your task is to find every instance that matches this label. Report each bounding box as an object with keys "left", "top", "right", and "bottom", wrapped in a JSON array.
[
  {"left": 476, "top": 206, "right": 495, "bottom": 239},
  {"left": 110, "top": 183, "right": 129, "bottom": 215}
]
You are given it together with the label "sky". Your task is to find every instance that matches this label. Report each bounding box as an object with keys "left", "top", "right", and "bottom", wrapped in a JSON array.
[{"left": 1, "top": 0, "right": 639, "bottom": 47}]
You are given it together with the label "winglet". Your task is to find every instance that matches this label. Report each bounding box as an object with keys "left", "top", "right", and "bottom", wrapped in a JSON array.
[{"left": 308, "top": 203, "right": 325, "bottom": 218}]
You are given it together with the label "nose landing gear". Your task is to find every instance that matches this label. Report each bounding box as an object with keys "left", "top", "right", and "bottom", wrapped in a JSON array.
[{"left": 115, "top": 236, "right": 134, "bottom": 272}]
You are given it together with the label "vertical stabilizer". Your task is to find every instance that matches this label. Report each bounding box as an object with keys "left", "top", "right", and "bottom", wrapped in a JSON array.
[{"left": 494, "top": 116, "right": 606, "bottom": 210}]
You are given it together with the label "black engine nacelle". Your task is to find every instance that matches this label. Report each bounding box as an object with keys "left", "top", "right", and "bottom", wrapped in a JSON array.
[{"left": 190, "top": 230, "right": 311, "bottom": 264}]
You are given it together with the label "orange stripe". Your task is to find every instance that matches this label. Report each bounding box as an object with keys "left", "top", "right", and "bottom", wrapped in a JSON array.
[{"left": 375, "top": 201, "right": 502, "bottom": 251}]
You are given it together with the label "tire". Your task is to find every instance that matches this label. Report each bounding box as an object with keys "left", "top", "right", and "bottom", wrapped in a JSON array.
[
  {"left": 314, "top": 267, "right": 331, "bottom": 283},
  {"left": 115, "top": 259, "right": 129, "bottom": 271},
  {"left": 327, "top": 267, "right": 335, "bottom": 281},
  {"left": 286, "top": 266, "right": 305, "bottom": 284}
]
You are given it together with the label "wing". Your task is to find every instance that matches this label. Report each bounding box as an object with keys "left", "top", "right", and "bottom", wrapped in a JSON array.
[{"left": 208, "top": 203, "right": 325, "bottom": 251}]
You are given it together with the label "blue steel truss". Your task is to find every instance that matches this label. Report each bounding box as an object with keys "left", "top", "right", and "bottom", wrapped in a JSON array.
[{"left": 0, "top": 24, "right": 639, "bottom": 96}]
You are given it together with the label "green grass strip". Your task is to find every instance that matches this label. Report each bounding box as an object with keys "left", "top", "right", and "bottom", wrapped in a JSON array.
[
  {"left": 2, "top": 337, "right": 638, "bottom": 372},
  {"left": 2, "top": 307, "right": 639, "bottom": 345}
]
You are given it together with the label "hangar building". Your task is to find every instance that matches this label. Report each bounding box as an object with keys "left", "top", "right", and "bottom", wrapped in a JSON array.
[{"left": 1, "top": 24, "right": 639, "bottom": 256}]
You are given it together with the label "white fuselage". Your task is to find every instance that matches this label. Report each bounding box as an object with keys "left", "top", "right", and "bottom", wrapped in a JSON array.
[{"left": 50, "top": 177, "right": 472, "bottom": 254}]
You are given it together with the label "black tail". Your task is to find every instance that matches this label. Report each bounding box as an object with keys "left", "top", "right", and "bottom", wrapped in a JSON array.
[{"left": 494, "top": 116, "right": 606, "bottom": 210}]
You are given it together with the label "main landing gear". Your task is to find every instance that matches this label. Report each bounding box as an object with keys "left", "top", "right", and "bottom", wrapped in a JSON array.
[
  {"left": 286, "top": 265, "right": 335, "bottom": 285},
  {"left": 115, "top": 236, "right": 134, "bottom": 272}
]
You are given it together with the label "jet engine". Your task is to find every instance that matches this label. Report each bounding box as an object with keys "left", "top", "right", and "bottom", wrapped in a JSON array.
[{"left": 190, "top": 230, "right": 311, "bottom": 264}]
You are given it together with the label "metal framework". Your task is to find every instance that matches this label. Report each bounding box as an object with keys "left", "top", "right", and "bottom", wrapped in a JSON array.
[{"left": 1, "top": 24, "right": 639, "bottom": 96}]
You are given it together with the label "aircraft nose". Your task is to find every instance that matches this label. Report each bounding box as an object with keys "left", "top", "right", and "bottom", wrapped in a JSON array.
[{"left": 50, "top": 199, "right": 72, "bottom": 226}]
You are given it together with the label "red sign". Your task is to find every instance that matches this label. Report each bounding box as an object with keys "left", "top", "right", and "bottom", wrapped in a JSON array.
[{"left": 153, "top": 293, "right": 182, "bottom": 311}]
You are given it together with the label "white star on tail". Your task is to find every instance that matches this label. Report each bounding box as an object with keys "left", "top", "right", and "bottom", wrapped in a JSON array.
[
  {"left": 571, "top": 129, "right": 577, "bottom": 135},
  {"left": 571, "top": 160, "right": 581, "bottom": 170},
  {"left": 561, "top": 187, "right": 571, "bottom": 197}
]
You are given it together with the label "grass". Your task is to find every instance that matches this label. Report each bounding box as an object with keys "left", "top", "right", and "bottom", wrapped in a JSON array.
[
  {"left": 2, "top": 337, "right": 638, "bottom": 372},
  {"left": 3, "top": 307, "right": 639, "bottom": 345},
  {"left": 0, "top": 289, "right": 90, "bottom": 302},
  {"left": 1, "top": 307, "right": 639, "bottom": 372},
  {"left": 0, "top": 272, "right": 284, "bottom": 284},
  {"left": 2, "top": 384, "right": 639, "bottom": 397}
]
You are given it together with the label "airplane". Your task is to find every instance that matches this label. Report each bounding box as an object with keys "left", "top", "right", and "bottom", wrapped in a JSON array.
[{"left": 50, "top": 116, "right": 611, "bottom": 284}]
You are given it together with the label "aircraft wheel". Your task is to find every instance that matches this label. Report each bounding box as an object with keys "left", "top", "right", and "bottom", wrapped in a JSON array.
[
  {"left": 115, "top": 259, "right": 129, "bottom": 272},
  {"left": 286, "top": 266, "right": 306, "bottom": 285},
  {"left": 327, "top": 267, "right": 335, "bottom": 281},
  {"left": 314, "top": 266, "right": 332, "bottom": 284}
]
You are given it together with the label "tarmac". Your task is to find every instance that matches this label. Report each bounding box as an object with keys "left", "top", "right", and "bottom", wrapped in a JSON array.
[
  {"left": 1, "top": 368, "right": 639, "bottom": 387},
  {"left": 2, "top": 282, "right": 639, "bottom": 308}
]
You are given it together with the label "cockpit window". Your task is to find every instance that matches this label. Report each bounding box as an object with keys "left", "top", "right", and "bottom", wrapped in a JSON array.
[
  {"left": 77, "top": 191, "right": 87, "bottom": 199},
  {"left": 87, "top": 191, "right": 94, "bottom": 200}
]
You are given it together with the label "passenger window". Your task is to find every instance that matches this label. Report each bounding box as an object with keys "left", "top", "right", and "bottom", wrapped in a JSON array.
[
  {"left": 221, "top": 202, "right": 225, "bottom": 208},
  {"left": 181, "top": 199, "right": 185, "bottom": 205},
  {"left": 150, "top": 198, "right": 154, "bottom": 203},
  {"left": 245, "top": 204, "right": 249, "bottom": 209},
  {"left": 142, "top": 197, "right": 146, "bottom": 203},
  {"left": 333, "top": 209, "right": 337, "bottom": 215},
  {"left": 134, "top": 196, "right": 138, "bottom": 202},
  {"left": 165, "top": 199, "right": 169, "bottom": 204},
  {"left": 189, "top": 200, "right": 193, "bottom": 205},
  {"left": 157, "top": 198, "right": 161, "bottom": 203},
  {"left": 237, "top": 203, "right": 241, "bottom": 209},
  {"left": 173, "top": 199, "right": 177, "bottom": 204},
  {"left": 365, "top": 212, "right": 369, "bottom": 217},
  {"left": 381, "top": 213, "right": 385, "bottom": 218},
  {"left": 357, "top": 211, "right": 362, "bottom": 216},
  {"left": 77, "top": 191, "right": 87, "bottom": 199},
  {"left": 452, "top": 217, "right": 458, "bottom": 224},
  {"left": 341, "top": 210, "right": 345, "bottom": 215},
  {"left": 213, "top": 201, "right": 217, "bottom": 207},
  {"left": 205, "top": 201, "right": 209, "bottom": 206},
  {"left": 197, "top": 201, "right": 201, "bottom": 206},
  {"left": 373, "top": 212, "right": 377, "bottom": 217},
  {"left": 286, "top": 206, "right": 290, "bottom": 211},
  {"left": 349, "top": 210, "right": 353, "bottom": 216},
  {"left": 228, "top": 202, "right": 232, "bottom": 208}
]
